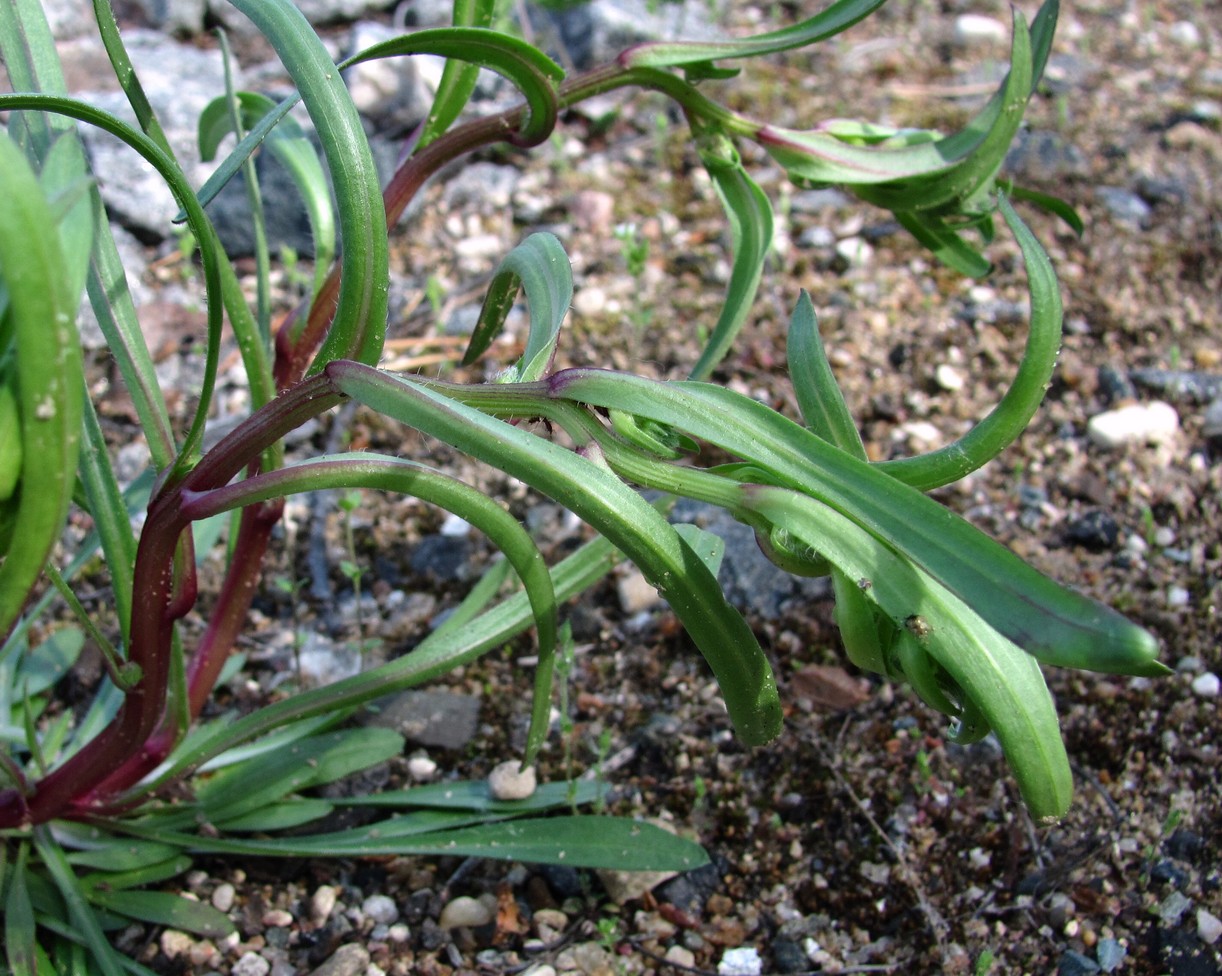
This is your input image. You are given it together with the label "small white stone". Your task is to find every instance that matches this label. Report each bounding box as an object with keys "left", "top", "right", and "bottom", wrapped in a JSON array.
[
  {"left": 835, "top": 236, "right": 873, "bottom": 268},
  {"left": 438, "top": 895, "right": 493, "bottom": 930},
  {"left": 261, "top": 909, "right": 293, "bottom": 928},
  {"left": 387, "top": 923, "right": 410, "bottom": 943},
  {"left": 1191, "top": 672, "right": 1220, "bottom": 698},
  {"left": 616, "top": 570, "right": 662, "bottom": 614},
  {"left": 159, "top": 930, "right": 194, "bottom": 960},
  {"left": 522, "top": 966, "right": 557, "bottom": 976},
  {"left": 362, "top": 894, "right": 399, "bottom": 926},
  {"left": 665, "top": 946, "right": 696, "bottom": 968},
  {"left": 1169, "top": 20, "right": 1201, "bottom": 46},
  {"left": 211, "top": 882, "right": 236, "bottom": 913},
  {"left": 1086, "top": 401, "right": 1178, "bottom": 449},
  {"left": 935, "top": 364, "right": 965, "bottom": 391},
  {"left": 1198, "top": 908, "right": 1222, "bottom": 944},
  {"left": 310, "top": 885, "right": 338, "bottom": 924},
  {"left": 231, "top": 951, "right": 270, "bottom": 976},
  {"left": 954, "top": 13, "right": 1008, "bottom": 45},
  {"left": 440, "top": 513, "right": 471, "bottom": 537},
  {"left": 488, "top": 760, "right": 537, "bottom": 800},
  {"left": 408, "top": 755, "right": 438, "bottom": 780},
  {"left": 718, "top": 946, "right": 763, "bottom": 976},
  {"left": 1167, "top": 586, "right": 1191, "bottom": 608},
  {"left": 1154, "top": 526, "right": 1177, "bottom": 547}
]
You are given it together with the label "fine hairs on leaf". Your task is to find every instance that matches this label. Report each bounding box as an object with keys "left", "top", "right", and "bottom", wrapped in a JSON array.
[{"left": 0, "top": 0, "right": 1166, "bottom": 966}]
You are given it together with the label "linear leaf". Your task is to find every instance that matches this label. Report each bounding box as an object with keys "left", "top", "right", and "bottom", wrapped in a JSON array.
[{"left": 87, "top": 890, "right": 234, "bottom": 939}]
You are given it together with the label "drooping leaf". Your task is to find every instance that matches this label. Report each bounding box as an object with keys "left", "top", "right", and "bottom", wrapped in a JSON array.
[{"left": 86, "top": 890, "right": 235, "bottom": 940}]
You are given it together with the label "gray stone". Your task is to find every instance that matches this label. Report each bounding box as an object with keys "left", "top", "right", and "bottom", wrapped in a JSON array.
[
  {"left": 125, "top": 0, "right": 209, "bottom": 34},
  {"left": 344, "top": 21, "right": 444, "bottom": 133},
  {"left": 1095, "top": 186, "right": 1152, "bottom": 229},
  {"left": 1205, "top": 398, "right": 1222, "bottom": 441},
  {"left": 442, "top": 162, "right": 521, "bottom": 213},
  {"left": 488, "top": 760, "right": 537, "bottom": 800},
  {"left": 1057, "top": 951, "right": 1100, "bottom": 976},
  {"left": 38, "top": 0, "right": 95, "bottom": 39},
  {"left": 527, "top": 0, "right": 721, "bottom": 70},
  {"left": 1096, "top": 938, "right": 1126, "bottom": 973},
  {"left": 1005, "top": 130, "right": 1088, "bottom": 181},
  {"left": 670, "top": 500, "right": 831, "bottom": 619},
  {"left": 306, "top": 943, "right": 369, "bottom": 976},
  {"left": 76, "top": 31, "right": 226, "bottom": 240},
  {"left": 361, "top": 894, "right": 399, "bottom": 925},
  {"left": 366, "top": 689, "right": 481, "bottom": 749},
  {"left": 438, "top": 895, "right": 492, "bottom": 929}
]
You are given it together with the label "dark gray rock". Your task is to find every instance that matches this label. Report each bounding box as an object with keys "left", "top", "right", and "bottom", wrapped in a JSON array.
[
  {"left": 364, "top": 689, "right": 481, "bottom": 749},
  {"left": 1057, "top": 950, "right": 1101, "bottom": 976},
  {"left": 771, "top": 938, "right": 809, "bottom": 974},
  {"left": 1153, "top": 928, "right": 1222, "bottom": 976},
  {"left": 1065, "top": 509, "right": 1120, "bottom": 552},
  {"left": 410, "top": 534, "right": 472, "bottom": 582},
  {"left": 670, "top": 500, "right": 831, "bottom": 619},
  {"left": 1097, "top": 365, "right": 1137, "bottom": 405},
  {"left": 1130, "top": 369, "right": 1222, "bottom": 405},
  {"left": 122, "top": 0, "right": 208, "bottom": 35}
]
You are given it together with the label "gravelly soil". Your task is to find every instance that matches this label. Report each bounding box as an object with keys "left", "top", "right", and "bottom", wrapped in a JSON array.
[{"left": 60, "top": 0, "right": 1222, "bottom": 973}]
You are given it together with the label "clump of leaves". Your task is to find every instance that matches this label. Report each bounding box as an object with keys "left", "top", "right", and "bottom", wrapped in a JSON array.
[{"left": 0, "top": 0, "right": 1162, "bottom": 969}]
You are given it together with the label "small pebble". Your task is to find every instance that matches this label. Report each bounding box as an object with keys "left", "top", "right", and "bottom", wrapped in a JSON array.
[
  {"left": 262, "top": 909, "right": 293, "bottom": 928},
  {"left": 362, "top": 894, "right": 399, "bottom": 926},
  {"left": 231, "top": 952, "right": 270, "bottom": 976},
  {"left": 935, "top": 363, "right": 965, "bottom": 391},
  {"left": 1086, "top": 402, "right": 1178, "bottom": 448},
  {"left": 1157, "top": 890, "right": 1193, "bottom": 925},
  {"left": 1191, "top": 672, "right": 1220, "bottom": 698},
  {"left": 1096, "top": 938, "right": 1126, "bottom": 973},
  {"left": 1169, "top": 20, "right": 1201, "bottom": 46},
  {"left": 408, "top": 755, "right": 438, "bottom": 779},
  {"left": 159, "top": 930, "right": 194, "bottom": 960},
  {"left": 522, "top": 966, "right": 557, "bottom": 976},
  {"left": 307, "top": 943, "right": 369, "bottom": 976},
  {"left": 488, "top": 760, "right": 537, "bottom": 800},
  {"left": 1198, "top": 908, "right": 1222, "bottom": 944},
  {"left": 665, "top": 945, "right": 697, "bottom": 968},
  {"left": 719, "top": 946, "right": 763, "bottom": 976},
  {"left": 438, "top": 895, "right": 493, "bottom": 930},
  {"left": 211, "top": 882, "right": 236, "bottom": 913},
  {"left": 835, "top": 236, "right": 873, "bottom": 268},
  {"left": 954, "top": 13, "right": 1008, "bottom": 44},
  {"left": 616, "top": 569, "right": 662, "bottom": 613},
  {"left": 1166, "top": 586, "right": 1191, "bottom": 608},
  {"left": 311, "top": 886, "right": 338, "bottom": 924}
]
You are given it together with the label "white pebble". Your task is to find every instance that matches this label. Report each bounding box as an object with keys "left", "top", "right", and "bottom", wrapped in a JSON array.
[
  {"left": 665, "top": 946, "right": 696, "bottom": 968},
  {"left": 954, "top": 13, "right": 1008, "bottom": 45},
  {"left": 719, "top": 946, "right": 763, "bottom": 976},
  {"left": 262, "top": 909, "right": 293, "bottom": 928},
  {"left": 159, "top": 930, "right": 194, "bottom": 960},
  {"left": 1191, "top": 672, "right": 1220, "bottom": 698},
  {"left": 1086, "top": 401, "right": 1178, "bottom": 449},
  {"left": 362, "top": 894, "right": 399, "bottom": 925},
  {"left": 310, "top": 885, "right": 338, "bottom": 924},
  {"left": 408, "top": 755, "right": 438, "bottom": 779},
  {"left": 935, "top": 363, "right": 965, "bottom": 391},
  {"left": 1166, "top": 586, "right": 1191, "bottom": 608},
  {"left": 231, "top": 951, "right": 270, "bottom": 976},
  {"left": 211, "top": 882, "right": 236, "bottom": 913},
  {"left": 488, "top": 760, "right": 537, "bottom": 800},
  {"left": 438, "top": 895, "right": 493, "bottom": 930},
  {"left": 1169, "top": 20, "right": 1201, "bottom": 46},
  {"left": 1198, "top": 908, "right": 1222, "bottom": 944},
  {"left": 835, "top": 236, "right": 873, "bottom": 268},
  {"left": 616, "top": 570, "right": 661, "bottom": 614}
]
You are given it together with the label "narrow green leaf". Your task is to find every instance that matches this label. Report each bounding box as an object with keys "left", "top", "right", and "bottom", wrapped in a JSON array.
[
  {"left": 0, "top": 130, "right": 83, "bottom": 638},
  {"left": 5, "top": 843, "right": 38, "bottom": 976},
  {"left": 463, "top": 233, "right": 573, "bottom": 381},
  {"left": 417, "top": 0, "right": 496, "bottom": 148},
  {"left": 229, "top": 0, "right": 389, "bottom": 373},
  {"left": 32, "top": 828, "right": 126, "bottom": 976},
  {"left": 79, "top": 856, "right": 192, "bottom": 894},
  {"left": 115, "top": 816, "right": 709, "bottom": 871},
  {"left": 87, "top": 890, "right": 235, "bottom": 940},
  {"left": 878, "top": 197, "right": 1062, "bottom": 489},
  {"left": 213, "top": 798, "right": 335, "bottom": 832},
  {"left": 337, "top": 778, "right": 602, "bottom": 811},
  {"left": 688, "top": 134, "right": 773, "bottom": 381},
  {"left": 65, "top": 841, "right": 182, "bottom": 873},
  {"left": 623, "top": 0, "right": 885, "bottom": 67},
  {"left": 787, "top": 291, "right": 866, "bottom": 453},
  {"left": 895, "top": 211, "right": 992, "bottom": 278}
]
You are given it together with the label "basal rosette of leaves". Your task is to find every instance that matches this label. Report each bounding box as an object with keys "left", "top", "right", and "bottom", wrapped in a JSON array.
[{"left": 0, "top": 0, "right": 1163, "bottom": 968}]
